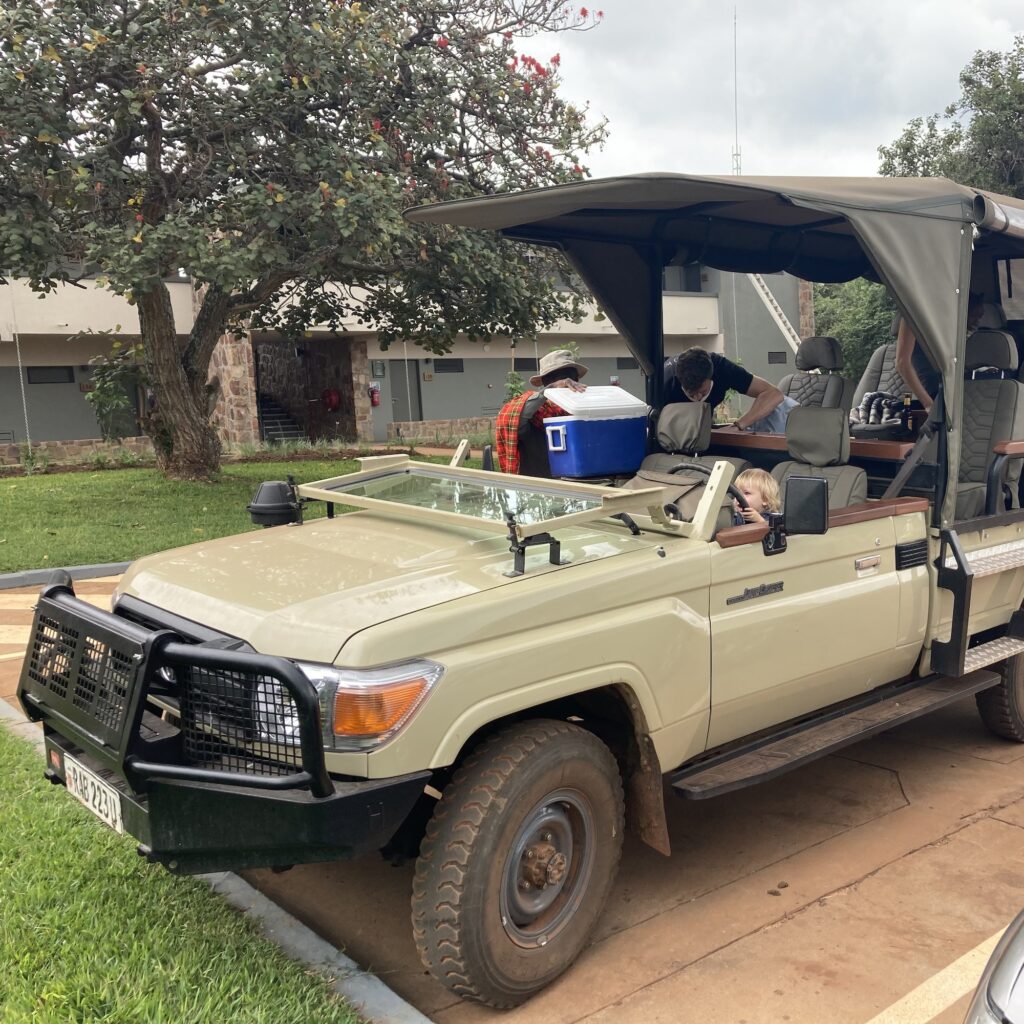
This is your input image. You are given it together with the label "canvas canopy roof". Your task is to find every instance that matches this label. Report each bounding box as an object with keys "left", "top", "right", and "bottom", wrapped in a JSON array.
[
  {"left": 407, "top": 173, "right": 1024, "bottom": 525},
  {"left": 406, "top": 172, "right": 1024, "bottom": 392}
]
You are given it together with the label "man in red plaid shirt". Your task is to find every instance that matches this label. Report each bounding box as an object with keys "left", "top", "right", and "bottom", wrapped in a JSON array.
[{"left": 495, "top": 349, "right": 589, "bottom": 476}]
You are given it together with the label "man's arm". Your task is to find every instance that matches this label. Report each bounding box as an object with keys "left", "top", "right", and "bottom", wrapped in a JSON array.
[
  {"left": 894, "top": 319, "right": 934, "bottom": 411},
  {"left": 735, "top": 376, "right": 784, "bottom": 429}
]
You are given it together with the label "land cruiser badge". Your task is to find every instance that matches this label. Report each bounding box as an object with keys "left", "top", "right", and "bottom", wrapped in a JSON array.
[{"left": 726, "top": 581, "right": 784, "bottom": 606}]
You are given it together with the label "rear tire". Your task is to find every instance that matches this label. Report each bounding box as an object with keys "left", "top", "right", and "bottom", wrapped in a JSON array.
[
  {"left": 976, "top": 652, "right": 1024, "bottom": 741},
  {"left": 411, "top": 719, "right": 624, "bottom": 1007}
]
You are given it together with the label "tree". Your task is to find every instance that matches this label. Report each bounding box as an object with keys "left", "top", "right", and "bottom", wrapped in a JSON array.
[
  {"left": 879, "top": 36, "right": 1024, "bottom": 197},
  {"left": 813, "top": 279, "right": 895, "bottom": 384},
  {"left": 0, "top": 0, "right": 606, "bottom": 478}
]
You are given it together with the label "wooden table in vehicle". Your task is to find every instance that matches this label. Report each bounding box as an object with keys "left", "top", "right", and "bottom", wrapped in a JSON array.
[{"left": 708, "top": 427, "right": 919, "bottom": 497}]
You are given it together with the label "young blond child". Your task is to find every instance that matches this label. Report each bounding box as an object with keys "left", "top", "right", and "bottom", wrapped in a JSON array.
[{"left": 733, "top": 468, "right": 781, "bottom": 524}]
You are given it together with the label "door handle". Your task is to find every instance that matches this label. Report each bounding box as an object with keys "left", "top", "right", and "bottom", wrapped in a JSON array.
[{"left": 855, "top": 554, "right": 881, "bottom": 571}]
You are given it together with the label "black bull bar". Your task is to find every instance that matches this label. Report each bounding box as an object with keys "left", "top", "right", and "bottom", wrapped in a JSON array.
[{"left": 15, "top": 579, "right": 429, "bottom": 873}]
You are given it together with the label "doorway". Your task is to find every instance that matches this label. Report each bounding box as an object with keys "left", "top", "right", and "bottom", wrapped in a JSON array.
[{"left": 389, "top": 359, "right": 422, "bottom": 423}]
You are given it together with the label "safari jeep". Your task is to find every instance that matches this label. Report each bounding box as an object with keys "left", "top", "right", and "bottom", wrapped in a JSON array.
[{"left": 18, "top": 175, "right": 1024, "bottom": 1008}]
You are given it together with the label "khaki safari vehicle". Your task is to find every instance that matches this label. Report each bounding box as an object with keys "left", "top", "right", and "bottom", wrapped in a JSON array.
[{"left": 19, "top": 174, "right": 1024, "bottom": 1007}]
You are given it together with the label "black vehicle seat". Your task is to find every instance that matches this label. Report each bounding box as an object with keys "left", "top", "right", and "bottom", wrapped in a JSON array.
[
  {"left": 771, "top": 406, "right": 867, "bottom": 509},
  {"left": 852, "top": 343, "right": 906, "bottom": 412},
  {"left": 778, "top": 336, "right": 855, "bottom": 413},
  {"left": 956, "top": 328, "right": 1024, "bottom": 519}
]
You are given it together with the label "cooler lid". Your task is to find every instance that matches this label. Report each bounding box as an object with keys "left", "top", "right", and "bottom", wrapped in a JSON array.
[{"left": 543, "top": 385, "right": 649, "bottom": 419}]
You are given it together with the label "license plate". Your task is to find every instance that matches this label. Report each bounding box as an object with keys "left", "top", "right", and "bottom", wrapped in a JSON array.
[{"left": 64, "top": 754, "right": 124, "bottom": 835}]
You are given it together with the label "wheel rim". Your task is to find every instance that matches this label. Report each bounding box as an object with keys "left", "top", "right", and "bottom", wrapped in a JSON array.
[{"left": 499, "top": 788, "right": 595, "bottom": 948}]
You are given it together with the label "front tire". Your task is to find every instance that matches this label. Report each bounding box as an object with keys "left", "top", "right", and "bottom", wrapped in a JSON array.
[
  {"left": 411, "top": 719, "right": 624, "bottom": 1007},
  {"left": 976, "top": 652, "right": 1024, "bottom": 741}
]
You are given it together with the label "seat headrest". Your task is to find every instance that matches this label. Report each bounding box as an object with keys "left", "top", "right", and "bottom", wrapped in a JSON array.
[
  {"left": 795, "top": 336, "right": 844, "bottom": 372},
  {"left": 785, "top": 406, "right": 850, "bottom": 467},
  {"left": 965, "top": 329, "right": 1018, "bottom": 373},
  {"left": 657, "top": 402, "right": 711, "bottom": 453}
]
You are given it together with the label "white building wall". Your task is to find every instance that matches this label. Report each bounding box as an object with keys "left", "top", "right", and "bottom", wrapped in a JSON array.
[{"left": 0, "top": 275, "right": 802, "bottom": 445}]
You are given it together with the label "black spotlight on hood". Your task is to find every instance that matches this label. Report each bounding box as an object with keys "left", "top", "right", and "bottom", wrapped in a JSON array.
[{"left": 247, "top": 480, "right": 303, "bottom": 528}]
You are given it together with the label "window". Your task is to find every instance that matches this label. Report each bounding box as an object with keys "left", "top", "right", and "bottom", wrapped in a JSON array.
[
  {"left": 616, "top": 357, "right": 639, "bottom": 370},
  {"left": 514, "top": 358, "right": 540, "bottom": 372},
  {"left": 663, "top": 266, "right": 684, "bottom": 292},
  {"left": 999, "top": 260, "right": 1024, "bottom": 320},
  {"left": 27, "top": 366, "right": 74, "bottom": 384},
  {"left": 767, "top": 351, "right": 788, "bottom": 365},
  {"left": 433, "top": 358, "right": 464, "bottom": 373},
  {"left": 662, "top": 264, "right": 702, "bottom": 293}
]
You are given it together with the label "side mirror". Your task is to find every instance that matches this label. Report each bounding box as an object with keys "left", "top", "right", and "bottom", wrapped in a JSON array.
[{"left": 784, "top": 476, "right": 829, "bottom": 535}]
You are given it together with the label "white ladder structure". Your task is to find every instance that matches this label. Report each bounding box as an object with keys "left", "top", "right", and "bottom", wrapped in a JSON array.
[{"left": 747, "top": 273, "right": 802, "bottom": 353}]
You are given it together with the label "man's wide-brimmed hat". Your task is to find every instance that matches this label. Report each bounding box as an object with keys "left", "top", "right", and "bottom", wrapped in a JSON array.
[{"left": 529, "top": 349, "right": 589, "bottom": 386}]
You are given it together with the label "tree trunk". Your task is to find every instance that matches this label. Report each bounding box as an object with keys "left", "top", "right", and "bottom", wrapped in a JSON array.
[{"left": 137, "top": 282, "right": 222, "bottom": 480}]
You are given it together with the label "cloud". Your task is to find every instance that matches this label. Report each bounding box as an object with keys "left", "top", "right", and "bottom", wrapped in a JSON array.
[{"left": 536, "top": 0, "right": 1020, "bottom": 177}]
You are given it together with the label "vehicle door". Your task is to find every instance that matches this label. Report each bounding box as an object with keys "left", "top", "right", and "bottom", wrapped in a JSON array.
[{"left": 705, "top": 509, "right": 927, "bottom": 748}]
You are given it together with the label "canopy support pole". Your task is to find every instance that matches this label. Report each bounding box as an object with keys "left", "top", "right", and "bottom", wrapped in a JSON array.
[{"left": 645, "top": 252, "right": 665, "bottom": 406}]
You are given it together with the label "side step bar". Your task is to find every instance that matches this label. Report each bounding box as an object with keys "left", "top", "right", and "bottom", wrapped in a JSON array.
[
  {"left": 671, "top": 670, "right": 1000, "bottom": 800},
  {"left": 932, "top": 528, "right": 1024, "bottom": 677}
]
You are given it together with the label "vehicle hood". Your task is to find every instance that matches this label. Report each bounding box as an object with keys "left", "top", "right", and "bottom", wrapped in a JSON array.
[{"left": 116, "top": 511, "right": 645, "bottom": 663}]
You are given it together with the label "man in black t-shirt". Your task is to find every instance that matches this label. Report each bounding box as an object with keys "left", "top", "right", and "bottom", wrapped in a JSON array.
[{"left": 663, "top": 348, "right": 786, "bottom": 430}]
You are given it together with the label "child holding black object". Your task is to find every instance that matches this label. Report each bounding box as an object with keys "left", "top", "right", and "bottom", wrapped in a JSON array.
[{"left": 733, "top": 468, "right": 782, "bottom": 525}]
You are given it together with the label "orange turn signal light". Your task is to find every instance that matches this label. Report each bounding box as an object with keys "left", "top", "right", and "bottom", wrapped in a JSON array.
[{"left": 333, "top": 677, "right": 431, "bottom": 738}]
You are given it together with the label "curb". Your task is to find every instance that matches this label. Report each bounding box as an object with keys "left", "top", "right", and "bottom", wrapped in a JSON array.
[
  {"left": 0, "top": 562, "right": 130, "bottom": 591},
  {"left": 0, "top": 697, "right": 433, "bottom": 1024},
  {"left": 202, "top": 873, "right": 433, "bottom": 1024}
]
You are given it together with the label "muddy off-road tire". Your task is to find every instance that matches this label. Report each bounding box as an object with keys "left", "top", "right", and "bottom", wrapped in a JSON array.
[
  {"left": 411, "top": 719, "right": 624, "bottom": 1007},
  {"left": 977, "top": 652, "right": 1024, "bottom": 741}
]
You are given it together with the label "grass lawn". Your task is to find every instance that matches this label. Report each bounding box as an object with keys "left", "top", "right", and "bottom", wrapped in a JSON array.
[
  {"left": 0, "top": 727, "right": 359, "bottom": 1023},
  {"left": 0, "top": 458, "right": 399, "bottom": 574}
]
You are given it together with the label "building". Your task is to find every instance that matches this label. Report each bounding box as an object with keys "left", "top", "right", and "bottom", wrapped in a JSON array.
[{"left": 0, "top": 268, "right": 802, "bottom": 452}]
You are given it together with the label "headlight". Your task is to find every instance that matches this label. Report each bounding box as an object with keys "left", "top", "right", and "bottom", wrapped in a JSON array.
[
  {"left": 295, "top": 659, "right": 444, "bottom": 751},
  {"left": 254, "top": 675, "right": 315, "bottom": 746}
]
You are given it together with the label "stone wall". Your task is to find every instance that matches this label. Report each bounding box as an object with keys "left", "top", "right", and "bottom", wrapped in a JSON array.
[
  {"left": 349, "top": 338, "right": 374, "bottom": 443},
  {"left": 208, "top": 330, "right": 259, "bottom": 448},
  {"left": 386, "top": 416, "right": 496, "bottom": 443},
  {"left": 0, "top": 435, "right": 154, "bottom": 467}
]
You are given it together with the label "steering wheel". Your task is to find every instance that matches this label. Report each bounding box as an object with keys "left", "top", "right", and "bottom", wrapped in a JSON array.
[{"left": 665, "top": 461, "right": 750, "bottom": 511}]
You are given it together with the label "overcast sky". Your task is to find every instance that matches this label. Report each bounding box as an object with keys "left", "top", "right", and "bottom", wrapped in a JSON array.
[{"left": 536, "top": 0, "right": 1020, "bottom": 178}]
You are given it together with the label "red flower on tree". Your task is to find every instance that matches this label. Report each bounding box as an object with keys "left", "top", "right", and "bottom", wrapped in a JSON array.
[{"left": 437, "top": 36, "right": 449, "bottom": 48}]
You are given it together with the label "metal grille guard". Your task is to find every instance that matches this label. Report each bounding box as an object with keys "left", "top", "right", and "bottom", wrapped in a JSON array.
[{"left": 17, "top": 580, "right": 334, "bottom": 798}]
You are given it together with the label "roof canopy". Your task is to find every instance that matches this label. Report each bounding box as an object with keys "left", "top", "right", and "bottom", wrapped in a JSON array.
[{"left": 406, "top": 173, "right": 1024, "bottom": 389}]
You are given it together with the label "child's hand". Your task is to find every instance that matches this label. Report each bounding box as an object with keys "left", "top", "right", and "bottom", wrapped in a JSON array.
[{"left": 739, "top": 506, "right": 765, "bottom": 524}]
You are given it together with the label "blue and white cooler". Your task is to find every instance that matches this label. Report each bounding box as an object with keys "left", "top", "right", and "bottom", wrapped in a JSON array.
[{"left": 543, "top": 386, "right": 649, "bottom": 478}]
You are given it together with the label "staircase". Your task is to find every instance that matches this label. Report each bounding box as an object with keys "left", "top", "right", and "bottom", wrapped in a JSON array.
[
  {"left": 258, "top": 394, "right": 306, "bottom": 444},
  {"left": 747, "top": 273, "right": 802, "bottom": 353}
]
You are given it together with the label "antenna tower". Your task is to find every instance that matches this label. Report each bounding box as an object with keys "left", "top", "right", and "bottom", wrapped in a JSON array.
[{"left": 731, "top": 7, "right": 741, "bottom": 175}]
